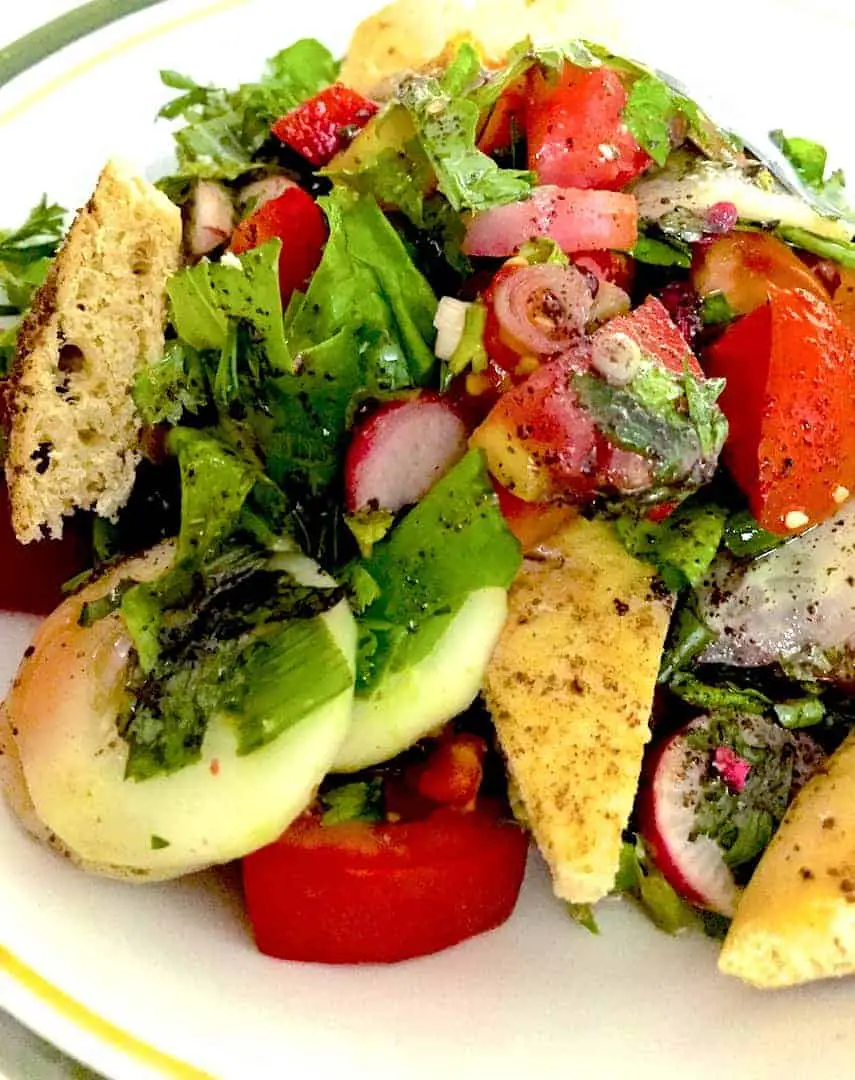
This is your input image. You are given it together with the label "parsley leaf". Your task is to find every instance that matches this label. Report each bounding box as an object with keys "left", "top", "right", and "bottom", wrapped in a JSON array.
[
  {"left": 0, "top": 197, "right": 67, "bottom": 372},
  {"left": 158, "top": 40, "right": 338, "bottom": 188},
  {"left": 770, "top": 129, "right": 850, "bottom": 216}
]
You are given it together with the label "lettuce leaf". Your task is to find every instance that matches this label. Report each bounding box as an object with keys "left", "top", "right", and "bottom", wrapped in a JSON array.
[{"left": 356, "top": 450, "right": 521, "bottom": 692}]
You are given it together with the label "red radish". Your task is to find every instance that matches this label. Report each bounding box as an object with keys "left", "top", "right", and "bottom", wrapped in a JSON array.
[
  {"left": 238, "top": 174, "right": 297, "bottom": 214},
  {"left": 637, "top": 719, "right": 741, "bottom": 917},
  {"left": 638, "top": 715, "right": 824, "bottom": 916},
  {"left": 186, "top": 180, "right": 236, "bottom": 258},
  {"left": 345, "top": 394, "right": 468, "bottom": 514},
  {"left": 463, "top": 186, "right": 638, "bottom": 258},
  {"left": 713, "top": 746, "right": 751, "bottom": 793}
]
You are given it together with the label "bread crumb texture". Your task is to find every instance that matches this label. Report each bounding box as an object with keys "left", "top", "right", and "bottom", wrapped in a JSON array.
[
  {"left": 6, "top": 160, "right": 181, "bottom": 542},
  {"left": 485, "top": 518, "right": 671, "bottom": 904}
]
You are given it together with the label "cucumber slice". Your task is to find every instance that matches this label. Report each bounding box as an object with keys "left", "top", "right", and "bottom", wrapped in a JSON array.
[
  {"left": 6, "top": 544, "right": 357, "bottom": 879},
  {"left": 333, "top": 586, "right": 508, "bottom": 772}
]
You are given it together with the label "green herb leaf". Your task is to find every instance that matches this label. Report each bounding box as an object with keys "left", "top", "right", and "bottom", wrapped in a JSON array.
[
  {"left": 623, "top": 76, "right": 675, "bottom": 167},
  {"left": 397, "top": 47, "right": 534, "bottom": 213},
  {"left": 566, "top": 903, "right": 600, "bottom": 935},
  {"left": 320, "top": 779, "right": 384, "bottom": 825},
  {"left": 167, "top": 240, "right": 290, "bottom": 372},
  {"left": 133, "top": 341, "right": 209, "bottom": 425},
  {"left": 345, "top": 509, "right": 395, "bottom": 558},
  {"left": 658, "top": 593, "right": 718, "bottom": 683},
  {"left": 776, "top": 225, "right": 855, "bottom": 269},
  {"left": 770, "top": 130, "right": 850, "bottom": 216},
  {"left": 669, "top": 672, "right": 772, "bottom": 715},
  {"left": 158, "top": 40, "right": 339, "bottom": 186},
  {"left": 616, "top": 497, "right": 727, "bottom": 593},
  {"left": 614, "top": 837, "right": 699, "bottom": 934},
  {"left": 774, "top": 696, "right": 825, "bottom": 729},
  {"left": 356, "top": 450, "right": 521, "bottom": 692},
  {"left": 699, "top": 291, "right": 735, "bottom": 327},
  {"left": 722, "top": 508, "right": 784, "bottom": 559},
  {"left": 630, "top": 233, "right": 692, "bottom": 268},
  {"left": 517, "top": 236, "right": 570, "bottom": 267}
]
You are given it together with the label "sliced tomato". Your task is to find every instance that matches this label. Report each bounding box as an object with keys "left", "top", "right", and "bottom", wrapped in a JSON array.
[
  {"left": 691, "top": 231, "right": 830, "bottom": 316},
  {"left": 595, "top": 295, "right": 702, "bottom": 377},
  {"left": 831, "top": 266, "right": 855, "bottom": 336},
  {"left": 526, "top": 65, "right": 651, "bottom": 190},
  {"left": 705, "top": 286, "right": 855, "bottom": 533},
  {"left": 271, "top": 84, "right": 378, "bottom": 167},
  {"left": 478, "top": 78, "right": 527, "bottom": 155},
  {"left": 493, "top": 480, "right": 577, "bottom": 549},
  {"left": 463, "top": 185, "right": 637, "bottom": 258},
  {"left": 242, "top": 806, "right": 528, "bottom": 964},
  {"left": 230, "top": 186, "right": 327, "bottom": 303},
  {"left": 573, "top": 249, "right": 636, "bottom": 292},
  {"left": 0, "top": 481, "right": 89, "bottom": 615}
]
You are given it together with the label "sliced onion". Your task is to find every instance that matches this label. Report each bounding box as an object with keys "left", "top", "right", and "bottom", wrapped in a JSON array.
[
  {"left": 493, "top": 264, "right": 594, "bottom": 356},
  {"left": 186, "top": 181, "right": 236, "bottom": 258},
  {"left": 587, "top": 279, "right": 631, "bottom": 327}
]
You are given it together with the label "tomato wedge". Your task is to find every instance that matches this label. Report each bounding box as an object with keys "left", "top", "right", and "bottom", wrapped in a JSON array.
[
  {"left": 493, "top": 480, "right": 577, "bottom": 549},
  {"left": 463, "top": 185, "right": 638, "bottom": 257},
  {"left": 526, "top": 65, "right": 651, "bottom": 190},
  {"left": 230, "top": 186, "right": 327, "bottom": 302},
  {"left": 242, "top": 805, "right": 528, "bottom": 964},
  {"left": 271, "top": 84, "right": 378, "bottom": 167},
  {"left": 595, "top": 295, "right": 702, "bottom": 377},
  {"left": 705, "top": 286, "right": 855, "bottom": 533},
  {"left": 691, "top": 232, "right": 830, "bottom": 316},
  {"left": 478, "top": 78, "right": 527, "bottom": 156}
]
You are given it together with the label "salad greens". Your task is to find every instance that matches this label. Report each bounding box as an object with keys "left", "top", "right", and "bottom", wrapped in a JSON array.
[
  {"left": 355, "top": 449, "right": 521, "bottom": 692},
  {"left": 158, "top": 39, "right": 339, "bottom": 193},
  {"left": 0, "top": 197, "right": 67, "bottom": 374}
]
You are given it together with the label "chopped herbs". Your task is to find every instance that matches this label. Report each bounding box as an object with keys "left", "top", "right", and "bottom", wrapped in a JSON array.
[
  {"left": 614, "top": 837, "right": 699, "bottom": 934},
  {"left": 616, "top": 497, "right": 727, "bottom": 592},
  {"left": 770, "top": 129, "right": 850, "bottom": 217},
  {"left": 320, "top": 779, "right": 384, "bottom": 825},
  {"left": 158, "top": 40, "right": 338, "bottom": 189},
  {"left": 566, "top": 903, "right": 600, "bottom": 935},
  {"left": 722, "top": 508, "right": 784, "bottom": 559},
  {"left": 630, "top": 233, "right": 692, "bottom": 269}
]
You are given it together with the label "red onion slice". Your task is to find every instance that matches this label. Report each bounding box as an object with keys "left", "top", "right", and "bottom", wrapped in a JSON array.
[{"left": 492, "top": 264, "right": 594, "bottom": 356}]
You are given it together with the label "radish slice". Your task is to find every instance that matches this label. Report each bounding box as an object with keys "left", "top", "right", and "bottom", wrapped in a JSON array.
[
  {"left": 345, "top": 394, "right": 468, "bottom": 514},
  {"left": 186, "top": 180, "right": 236, "bottom": 258},
  {"left": 238, "top": 175, "right": 297, "bottom": 214},
  {"left": 638, "top": 715, "right": 824, "bottom": 917},
  {"left": 638, "top": 719, "right": 741, "bottom": 917},
  {"left": 463, "top": 186, "right": 638, "bottom": 257}
]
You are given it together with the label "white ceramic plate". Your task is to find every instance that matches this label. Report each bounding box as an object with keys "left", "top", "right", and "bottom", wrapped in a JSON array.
[{"left": 3, "top": 1, "right": 855, "bottom": 1077}]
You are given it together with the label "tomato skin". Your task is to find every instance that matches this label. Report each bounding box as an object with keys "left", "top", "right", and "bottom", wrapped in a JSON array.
[
  {"left": 705, "top": 286, "right": 855, "bottom": 534},
  {"left": 493, "top": 480, "right": 577, "bottom": 549},
  {"left": 242, "top": 807, "right": 528, "bottom": 964},
  {"left": 573, "top": 249, "right": 635, "bottom": 292},
  {"left": 478, "top": 79, "right": 527, "bottom": 155},
  {"left": 595, "top": 295, "right": 702, "bottom": 377},
  {"left": 526, "top": 65, "right": 651, "bottom": 190},
  {"left": 691, "top": 231, "right": 830, "bottom": 317},
  {"left": 0, "top": 467, "right": 88, "bottom": 616},
  {"left": 830, "top": 266, "right": 855, "bottom": 335},
  {"left": 230, "top": 186, "right": 327, "bottom": 303},
  {"left": 271, "top": 84, "right": 378, "bottom": 167}
]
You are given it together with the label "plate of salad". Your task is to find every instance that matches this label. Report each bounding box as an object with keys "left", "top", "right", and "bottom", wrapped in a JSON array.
[{"left": 2, "top": 0, "right": 855, "bottom": 1077}]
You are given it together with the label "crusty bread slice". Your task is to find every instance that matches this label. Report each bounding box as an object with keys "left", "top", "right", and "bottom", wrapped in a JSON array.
[{"left": 5, "top": 159, "right": 182, "bottom": 543}]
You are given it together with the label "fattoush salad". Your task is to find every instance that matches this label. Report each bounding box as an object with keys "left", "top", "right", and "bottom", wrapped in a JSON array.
[{"left": 3, "top": 0, "right": 855, "bottom": 988}]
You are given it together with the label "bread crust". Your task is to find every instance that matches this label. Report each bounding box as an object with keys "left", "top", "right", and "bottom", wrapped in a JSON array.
[{"left": 5, "top": 160, "right": 182, "bottom": 543}]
